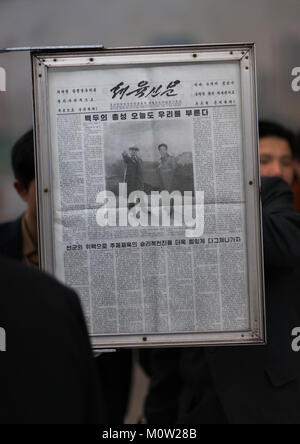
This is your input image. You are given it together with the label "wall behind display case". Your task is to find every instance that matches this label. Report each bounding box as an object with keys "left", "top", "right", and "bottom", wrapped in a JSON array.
[{"left": 0, "top": 0, "right": 300, "bottom": 222}]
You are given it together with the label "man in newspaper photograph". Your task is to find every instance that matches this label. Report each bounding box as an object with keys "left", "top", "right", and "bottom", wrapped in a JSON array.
[
  {"left": 157, "top": 143, "right": 177, "bottom": 193},
  {"left": 122, "top": 146, "right": 144, "bottom": 196}
]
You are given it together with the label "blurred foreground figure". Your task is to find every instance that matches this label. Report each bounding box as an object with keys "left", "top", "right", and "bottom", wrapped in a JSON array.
[
  {"left": 0, "top": 129, "right": 132, "bottom": 424},
  {"left": 0, "top": 130, "right": 38, "bottom": 266},
  {"left": 259, "top": 120, "right": 300, "bottom": 215},
  {"left": 259, "top": 121, "right": 296, "bottom": 187},
  {"left": 0, "top": 255, "right": 106, "bottom": 424},
  {"left": 292, "top": 133, "right": 300, "bottom": 212},
  {"left": 145, "top": 178, "right": 300, "bottom": 424}
]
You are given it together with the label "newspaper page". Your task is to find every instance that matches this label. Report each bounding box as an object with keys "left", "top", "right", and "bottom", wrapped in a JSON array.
[{"left": 47, "top": 60, "right": 249, "bottom": 337}]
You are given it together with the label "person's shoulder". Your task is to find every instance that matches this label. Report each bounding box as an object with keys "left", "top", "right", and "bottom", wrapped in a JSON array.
[
  {"left": 261, "top": 177, "right": 294, "bottom": 207},
  {"left": 261, "top": 176, "right": 290, "bottom": 193},
  {"left": 167, "top": 154, "right": 176, "bottom": 160},
  {"left": 0, "top": 218, "right": 22, "bottom": 241},
  {"left": 0, "top": 254, "right": 65, "bottom": 291},
  {"left": 0, "top": 218, "right": 22, "bottom": 258},
  {"left": 0, "top": 255, "right": 80, "bottom": 316},
  {"left": 168, "top": 155, "right": 177, "bottom": 166}
]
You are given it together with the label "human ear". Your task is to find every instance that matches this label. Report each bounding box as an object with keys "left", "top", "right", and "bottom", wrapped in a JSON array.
[{"left": 13, "top": 179, "right": 29, "bottom": 203}]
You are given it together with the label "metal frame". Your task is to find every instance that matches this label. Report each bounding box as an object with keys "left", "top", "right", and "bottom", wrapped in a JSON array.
[{"left": 32, "top": 43, "right": 266, "bottom": 349}]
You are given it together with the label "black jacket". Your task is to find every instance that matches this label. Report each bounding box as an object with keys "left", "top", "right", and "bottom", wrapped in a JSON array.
[
  {"left": 0, "top": 217, "right": 22, "bottom": 261},
  {"left": 0, "top": 255, "right": 106, "bottom": 424},
  {"left": 145, "top": 177, "right": 300, "bottom": 424}
]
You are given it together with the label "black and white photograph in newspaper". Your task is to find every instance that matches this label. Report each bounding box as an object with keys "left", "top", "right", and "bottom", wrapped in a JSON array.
[{"left": 104, "top": 119, "right": 195, "bottom": 199}]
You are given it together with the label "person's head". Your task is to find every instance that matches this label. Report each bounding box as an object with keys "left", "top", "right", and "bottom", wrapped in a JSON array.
[
  {"left": 158, "top": 144, "right": 168, "bottom": 158},
  {"left": 129, "top": 146, "right": 139, "bottom": 157},
  {"left": 259, "top": 121, "right": 296, "bottom": 186},
  {"left": 11, "top": 129, "right": 36, "bottom": 219}
]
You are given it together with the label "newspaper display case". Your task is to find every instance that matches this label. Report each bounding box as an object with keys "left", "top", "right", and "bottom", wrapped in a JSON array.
[{"left": 32, "top": 43, "right": 266, "bottom": 349}]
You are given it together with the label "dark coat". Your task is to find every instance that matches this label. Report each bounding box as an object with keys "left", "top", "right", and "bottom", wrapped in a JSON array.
[
  {"left": 0, "top": 216, "right": 132, "bottom": 424},
  {"left": 0, "top": 255, "right": 106, "bottom": 424},
  {"left": 123, "top": 152, "right": 144, "bottom": 194},
  {"left": 0, "top": 217, "right": 22, "bottom": 261},
  {"left": 144, "top": 177, "right": 300, "bottom": 424}
]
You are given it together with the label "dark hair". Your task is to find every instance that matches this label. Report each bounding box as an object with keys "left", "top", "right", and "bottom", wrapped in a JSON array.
[
  {"left": 259, "top": 121, "right": 296, "bottom": 158},
  {"left": 11, "top": 129, "right": 35, "bottom": 189},
  {"left": 158, "top": 144, "right": 168, "bottom": 151}
]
